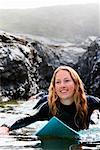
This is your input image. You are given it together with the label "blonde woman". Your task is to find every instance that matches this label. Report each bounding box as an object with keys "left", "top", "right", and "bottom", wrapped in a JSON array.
[{"left": 0, "top": 66, "right": 100, "bottom": 134}]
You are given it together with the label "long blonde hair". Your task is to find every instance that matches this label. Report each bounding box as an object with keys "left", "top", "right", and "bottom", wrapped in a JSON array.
[{"left": 48, "top": 66, "right": 88, "bottom": 129}]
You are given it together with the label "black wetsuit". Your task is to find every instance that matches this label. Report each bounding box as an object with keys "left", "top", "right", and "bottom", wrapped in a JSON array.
[{"left": 9, "top": 95, "right": 100, "bottom": 131}]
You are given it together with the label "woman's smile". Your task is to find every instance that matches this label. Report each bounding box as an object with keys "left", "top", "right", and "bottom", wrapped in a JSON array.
[{"left": 55, "top": 70, "right": 75, "bottom": 105}]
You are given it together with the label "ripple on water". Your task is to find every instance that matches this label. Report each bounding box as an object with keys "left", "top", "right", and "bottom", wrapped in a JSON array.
[
  {"left": 0, "top": 100, "right": 100, "bottom": 150},
  {"left": 0, "top": 135, "right": 42, "bottom": 150}
]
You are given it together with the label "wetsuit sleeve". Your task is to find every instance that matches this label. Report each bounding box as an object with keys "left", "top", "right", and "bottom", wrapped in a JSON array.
[
  {"left": 9, "top": 101, "right": 49, "bottom": 131},
  {"left": 33, "top": 95, "right": 48, "bottom": 109},
  {"left": 87, "top": 95, "right": 100, "bottom": 111}
]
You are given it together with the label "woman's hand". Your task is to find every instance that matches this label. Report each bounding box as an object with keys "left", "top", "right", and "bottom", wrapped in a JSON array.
[
  {"left": 90, "top": 109, "right": 100, "bottom": 124},
  {"left": 0, "top": 126, "right": 9, "bottom": 135}
]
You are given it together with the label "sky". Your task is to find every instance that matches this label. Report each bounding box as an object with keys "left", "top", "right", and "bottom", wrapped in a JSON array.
[{"left": 0, "top": 0, "right": 99, "bottom": 9}]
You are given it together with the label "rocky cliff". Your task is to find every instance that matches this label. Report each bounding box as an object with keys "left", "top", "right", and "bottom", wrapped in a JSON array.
[
  {"left": 0, "top": 31, "right": 99, "bottom": 101},
  {"left": 75, "top": 38, "right": 100, "bottom": 97}
]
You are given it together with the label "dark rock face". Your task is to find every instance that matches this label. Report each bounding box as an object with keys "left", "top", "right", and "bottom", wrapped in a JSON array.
[
  {"left": 0, "top": 31, "right": 99, "bottom": 101},
  {"left": 0, "top": 32, "right": 39, "bottom": 100},
  {"left": 75, "top": 38, "right": 100, "bottom": 97}
]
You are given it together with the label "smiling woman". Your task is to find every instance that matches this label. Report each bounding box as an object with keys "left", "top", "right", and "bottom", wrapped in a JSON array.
[
  {"left": 0, "top": 0, "right": 99, "bottom": 9},
  {"left": 0, "top": 65, "right": 99, "bottom": 135}
]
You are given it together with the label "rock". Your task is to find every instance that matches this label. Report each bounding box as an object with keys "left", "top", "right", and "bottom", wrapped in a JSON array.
[
  {"left": 0, "top": 31, "right": 99, "bottom": 101},
  {"left": 75, "top": 37, "right": 100, "bottom": 98}
]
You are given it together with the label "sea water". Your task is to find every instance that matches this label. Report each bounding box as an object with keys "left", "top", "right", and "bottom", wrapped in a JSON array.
[{"left": 0, "top": 99, "right": 100, "bottom": 150}]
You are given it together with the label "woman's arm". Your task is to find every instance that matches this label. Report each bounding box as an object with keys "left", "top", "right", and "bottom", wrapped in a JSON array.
[
  {"left": 0, "top": 100, "right": 49, "bottom": 134},
  {"left": 9, "top": 114, "right": 39, "bottom": 131},
  {"left": 87, "top": 95, "right": 100, "bottom": 111},
  {"left": 10, "top": 101, "right": 49, "bottom": 131},
  {"left": 0, "top": 113, "right": 40, "bottom": 135},
  {"left": 0, "top": 114, "right": 40, "bottom": 134}
]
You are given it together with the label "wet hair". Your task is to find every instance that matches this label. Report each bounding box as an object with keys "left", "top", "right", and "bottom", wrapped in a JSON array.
[{"left": 48, "top": 66, "right": 88, "bottom": 129}]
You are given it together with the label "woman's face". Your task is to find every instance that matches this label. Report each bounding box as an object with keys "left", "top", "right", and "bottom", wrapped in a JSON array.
[{"left": 55, "top": 70, "right": 75, "bottom": 105}]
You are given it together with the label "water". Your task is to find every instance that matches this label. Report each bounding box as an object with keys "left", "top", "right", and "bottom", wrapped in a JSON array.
[
  {"left": 0, "top": 99, "right": 100, "bottom": 150},
  {"left": 0, "top": 135, "right": 41, "bottom": 150}
]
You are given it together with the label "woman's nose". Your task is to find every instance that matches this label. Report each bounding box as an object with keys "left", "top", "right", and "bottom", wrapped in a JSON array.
[{"left": 60, "top": 81, "right": 66, "bottom": 87}]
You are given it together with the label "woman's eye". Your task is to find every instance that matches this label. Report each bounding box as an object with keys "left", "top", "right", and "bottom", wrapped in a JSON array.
[
  {"left": 64, "top": 79, "right": 70, "bottom": 82},
  {"left": 65, "top": 79, "right": 69, "bottom": 82},
  {"left": 55, "top": 81, "right": 60, "bottom": 84}
]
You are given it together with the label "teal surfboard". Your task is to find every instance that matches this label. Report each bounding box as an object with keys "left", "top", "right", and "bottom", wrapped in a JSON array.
[{"left": 35, "top": 116, "right": 81, "bottom": 139}]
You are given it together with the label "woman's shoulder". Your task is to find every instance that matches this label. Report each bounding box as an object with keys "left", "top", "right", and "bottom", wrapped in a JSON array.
[
  {"left": 37, "top": 95, "right": 49, "bottom": 111},
  {"left": 86, "top": 95, "right": 100, "bottom": 103},
  {"left": 86, "top": 95, "right": 100, "bottom": 109},
  {"left": 33, "top": 95, "right": 48, "bottom": 109}
]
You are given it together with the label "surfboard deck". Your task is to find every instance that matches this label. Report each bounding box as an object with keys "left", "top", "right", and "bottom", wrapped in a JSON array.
[{"left": 35, "top": 116, "right": 81, "bottom": 139}]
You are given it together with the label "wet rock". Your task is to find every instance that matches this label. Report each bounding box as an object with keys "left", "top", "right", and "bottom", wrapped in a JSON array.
[
  {"left": 0, "top": 31, "right": 99, "bottom": 101},
  {"left": 75, "top": 37, "right": 100, "bottom": 98}
]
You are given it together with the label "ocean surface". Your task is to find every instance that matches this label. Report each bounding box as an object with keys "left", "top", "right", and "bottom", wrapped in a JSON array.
[{"left": 0, "top": 99, "right": 100, "bottom": 150}]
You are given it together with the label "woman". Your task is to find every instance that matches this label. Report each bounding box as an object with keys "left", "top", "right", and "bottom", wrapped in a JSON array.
[{"left": 0, "top": 66, "right": 100, "bottom": 134}]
